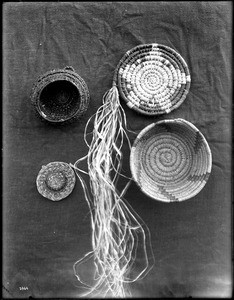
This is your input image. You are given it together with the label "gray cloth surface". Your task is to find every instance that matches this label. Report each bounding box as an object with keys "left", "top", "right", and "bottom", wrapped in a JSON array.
[{"left": 3, "top": 2, "right": 232, "bottom": 298}]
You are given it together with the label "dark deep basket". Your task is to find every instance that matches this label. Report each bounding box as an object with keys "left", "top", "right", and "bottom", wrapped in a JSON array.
[{"left": 31, "top": 66, "right": 90, "bottom": 124}]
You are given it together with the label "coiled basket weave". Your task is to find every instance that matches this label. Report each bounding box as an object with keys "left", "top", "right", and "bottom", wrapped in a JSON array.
[
  {"left": 130, "top": 119, "right": 212, "bottom": 202},
  {"left": 31, "top": 66, "right": 90, "bottom": 124},
  {"left": 36, "top": 162, "right": 76, "bottom": 201},
  {"left": 114, "top": 43, "right": 191, "bottom": 115}
]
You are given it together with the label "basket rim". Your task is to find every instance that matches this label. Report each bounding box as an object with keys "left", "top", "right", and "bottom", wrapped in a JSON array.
[{"left": 130, "top": 118, "right": 212, "bottom": 202}]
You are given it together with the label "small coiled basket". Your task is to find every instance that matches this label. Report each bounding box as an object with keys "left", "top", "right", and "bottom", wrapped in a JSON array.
[
  {"left": 114, "top": 43, "right": 191, "bottom": 115},
  {"left": 36, "top": 161, "right": 76, "bottom": 201},
  {"left": 130, "top": 119, "right": 212, "bottom": 202},
  {"left": 31, "top": 66, "right": 90, "bottom": 124}
]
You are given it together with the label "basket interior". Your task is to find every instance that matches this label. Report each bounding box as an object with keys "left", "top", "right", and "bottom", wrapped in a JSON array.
[{"left": 38, "top": 80, "right": 81, "bottom": 121}]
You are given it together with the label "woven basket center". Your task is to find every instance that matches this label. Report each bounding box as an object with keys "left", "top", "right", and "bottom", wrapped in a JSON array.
[
  {"left": 46, "top": 171, "right": 67, "bottom": 191},
  {"left": 148, "top": 75, "right": 158, "bottom": 85},
  {"left": 159, "top": 151, "right": 173, "bottom": 164}
]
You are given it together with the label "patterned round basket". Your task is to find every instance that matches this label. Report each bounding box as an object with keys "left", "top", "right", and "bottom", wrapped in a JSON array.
[
  {"left": 31, "top": 66, "right": 90, "bottom": 124},
  {"left": 36, "top": 162, "right": 76, "bottom": 201},
  {"left": 130, "top": 119, "right": 212, "bottom": 202},
  {"left": 114, "top": 43, "right": 191, "bottom": 115}
]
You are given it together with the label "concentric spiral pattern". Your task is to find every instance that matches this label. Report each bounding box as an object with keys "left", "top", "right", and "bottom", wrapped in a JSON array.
[
  {"left": 116, "top": 44, "right": 191, "bottom": 115},
  {"left": 36, "top": 162, "right": 76, "bottom": 201},
  {"left": 31, "top": 66, "right": 90, "bottom": 124},
  {"left": 130, "top": 119, "right": 212, "bottom": 202}
]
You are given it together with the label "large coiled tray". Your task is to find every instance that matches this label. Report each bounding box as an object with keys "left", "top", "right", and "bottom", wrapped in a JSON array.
[
  {"left": 130, "top": 119, "right": 212, "bottom": 202},
  {"left": 115, "top": 44, "right": 191, "bottom": 115}
]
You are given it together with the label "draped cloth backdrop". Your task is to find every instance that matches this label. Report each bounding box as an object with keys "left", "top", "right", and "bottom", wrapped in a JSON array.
[{"left": 3, "top": 2, "right": 232, "bottom": 298}]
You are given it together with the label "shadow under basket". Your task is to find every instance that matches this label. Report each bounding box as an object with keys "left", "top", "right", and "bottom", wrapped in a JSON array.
[{"left": 31, "top": 66, "right": 90, "bottom": 124}]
